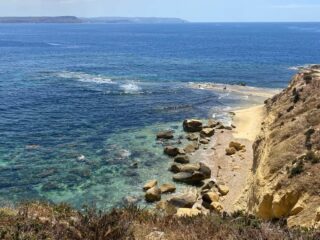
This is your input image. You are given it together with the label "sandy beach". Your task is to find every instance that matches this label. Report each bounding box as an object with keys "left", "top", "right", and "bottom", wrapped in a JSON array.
[
  {"left": 232, "top": 105, "right": 265, "bottom": 141},
  {"left": 191, "top": 104, "right": 266, "bottom": 212}
]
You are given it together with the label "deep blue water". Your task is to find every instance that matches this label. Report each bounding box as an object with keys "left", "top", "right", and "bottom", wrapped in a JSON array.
[{"left": 1, "top": 23, "right": 320, "bottom": 209}]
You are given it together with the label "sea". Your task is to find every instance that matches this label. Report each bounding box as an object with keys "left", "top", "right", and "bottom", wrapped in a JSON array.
[{"left": 1, "top": 23, "right": 320, "bottom": 209}]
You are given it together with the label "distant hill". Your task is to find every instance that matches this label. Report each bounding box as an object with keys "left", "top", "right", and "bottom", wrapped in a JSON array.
[
  {"left": 0, "top": 16, "right": 82, "bottom": 23},
  {"left": 82, "top": 17, "right": 188, "bottom": 24},
  {"left": 0, "top": 16, "right": 187, "bottom": 24}
]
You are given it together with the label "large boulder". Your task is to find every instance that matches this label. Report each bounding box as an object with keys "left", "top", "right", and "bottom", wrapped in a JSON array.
[
  {"left": 170, "top": 163, "right": 201, "bottom": 173},
  {"left": 174, "top": 155, "right": 190, "bottom": 164},
  {"left": 202, "top": 192, "right": 220, "bottom": 203},
  {"left": 164, "top": 146, "right": 184, "bottom": 157},
  {"left": 200, "top": 128, "right": 215, "bottom": 138},
  {"left": 168, "top": 192, "right": 198, "bottom": 208},
  {"left": 143, "top": 179, "right": 157, "bottom": 191},
  {"left": 156, "top": 131, "right": 174, "bottom": 140},
  {"left": 173, "top": 171, "right": 205, "bottom": 184},
  {"left": 145, "top": 186, "right": 161, "bottom": 202},
  {"left": 199, "top": 162, "right": 211, "bottom": 178},
  {"left": 183, "top": 119, "right": 203, "bottom": 132},
  {"left": 160, "top": 183, "right": 176, "bottom": 194},
  {"left": 172, "top": 162, "right": 211, "bottom": 184}
]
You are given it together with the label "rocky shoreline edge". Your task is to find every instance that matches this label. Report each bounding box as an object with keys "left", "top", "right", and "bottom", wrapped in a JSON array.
[{"left": 141, "top": 117, "right": 249, "bottom": 217}]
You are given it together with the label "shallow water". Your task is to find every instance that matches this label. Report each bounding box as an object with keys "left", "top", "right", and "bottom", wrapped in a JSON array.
[{"left": 1, "top": 23, "right": 320, "bottom": 209}]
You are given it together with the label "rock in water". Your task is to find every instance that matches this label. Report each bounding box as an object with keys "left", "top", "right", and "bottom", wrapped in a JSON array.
[
  {"left": 164, "top": 146, "right": 184, "bottom": 157},
  {"left": 160, "top": 183, "right": 176, "bottom": 194},
  {"left": 173, "top": 171, "right": 205, "bottom": 184},
  {"left": 183, "top": 119, "right": 203, "bottom": 132},
  {"left": 174, "top": 155, "right": 190, "bottom": 164},
  {"left": 145, "top": 186, "right": 161, "bottom": 202},
  {"left": 156, "top": 131, "right": 174, "bottom": 140},
  {"left": 170, "top": 163, "right": 201, "bottom": 173},
  {"left": 172, "top": 162, "right": 211, "bottom": 184},
  {"left": 200, "top": 128, "right": 215, "bottom": 138},
  {"left": 143, "top": 179, "right": 158, "bottom": 191}
]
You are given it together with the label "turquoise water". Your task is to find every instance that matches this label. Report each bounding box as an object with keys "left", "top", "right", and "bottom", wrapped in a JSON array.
[{"left": 1, "top": 23, "right": 320, "bottom": 209}]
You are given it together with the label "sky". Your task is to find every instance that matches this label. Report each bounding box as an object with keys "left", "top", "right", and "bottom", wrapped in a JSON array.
[{"left": 0, "top": 0, "right": 320, "bottom": 22}]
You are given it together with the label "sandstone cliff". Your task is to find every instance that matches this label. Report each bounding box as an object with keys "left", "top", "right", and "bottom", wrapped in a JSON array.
[{"left": 242, "top": 65, "right": 320, "bottom": 228}]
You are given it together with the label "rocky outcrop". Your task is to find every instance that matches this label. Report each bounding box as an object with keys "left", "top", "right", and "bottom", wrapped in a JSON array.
[
  {"left": 164, "top": 146, "right": 184, "bottom": 157},
  {"left": 145, "top": 187, "right": 162, "bottom": 202},
  {"left": 143, "top": 180, "right": 157, "bottom": 191},
  {"left": 183, "top": 119, "right": 203, "bottom": 132},
  {"left": 156, "top": 131, "right": 174, "bottom": 140},
  {"left": 174, "top": 155, "right": 190, "bottom": 164},
  {"left": 160, "top": 183, "right": 176, "bottom": 194},
  {"left": 241, "top": 66, "right": 320, "bottom": 228},
  {"left": 172, "top": 162, "right": 211, "bottom": 184},
  {"left": 167, "top": 191, "right": 198, "bottom": 208}
]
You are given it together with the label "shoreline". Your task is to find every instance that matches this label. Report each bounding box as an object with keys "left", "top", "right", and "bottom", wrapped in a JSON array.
[
  {"left": 198, "top": 104, "right": 265, "bottom": 212},
  {"left": 232, "top": 105, "right": 265, "bottom": 141},
  {"left": 144, "top": 83, "right": 276, "bottom": 215}
]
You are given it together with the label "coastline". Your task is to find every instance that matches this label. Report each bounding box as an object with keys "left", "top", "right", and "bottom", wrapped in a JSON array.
[
  {"left": 149, "top": 85, "right": 273, "bottom": 215},
  {"left": 197, "top": 104, "right": 266, "bottom": 212}
]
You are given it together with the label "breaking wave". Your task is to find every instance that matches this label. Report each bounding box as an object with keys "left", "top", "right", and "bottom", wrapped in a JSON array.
[
  {"left": 56, "top": 71, "right": 114, "bottom": 84},
  {"left": 120, "top": 82, "right": 142, "bottom": 94}
]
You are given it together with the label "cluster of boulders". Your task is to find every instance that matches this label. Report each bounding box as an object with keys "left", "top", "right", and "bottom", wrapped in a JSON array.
[
  {"left": 225, "top": 141, "right": 246, "bottom": 155},
  {"left": 155, "top": 178, "right": 230, "bottom": 217},
  {"left": 144, "top": 180, "right": 176, "bottom": 202},
  {"left": 143, "top": 118, "right": 234, "bottom": 215}
]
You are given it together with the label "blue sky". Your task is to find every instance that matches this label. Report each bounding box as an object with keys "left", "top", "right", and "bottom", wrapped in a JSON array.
[{"left": 0, "top": 0, "right": 320, "bottom": 22}]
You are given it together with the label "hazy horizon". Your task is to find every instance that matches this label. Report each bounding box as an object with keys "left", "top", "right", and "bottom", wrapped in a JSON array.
[
  {"left": 0, "top": 0, "right": 320, "bottom": 22},
  {"left": 0, "top": 16, "right": 320, "bottom": 23}
]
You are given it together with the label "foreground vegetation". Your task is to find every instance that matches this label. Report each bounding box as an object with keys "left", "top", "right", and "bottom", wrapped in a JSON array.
[{"left": 0, "top": 202, "right": 318, "bottom": 240}]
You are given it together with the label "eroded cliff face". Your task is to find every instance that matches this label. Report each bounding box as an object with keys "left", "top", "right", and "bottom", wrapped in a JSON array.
[{"left": 242, "top": 66, "right": 320, "bottom": 228}]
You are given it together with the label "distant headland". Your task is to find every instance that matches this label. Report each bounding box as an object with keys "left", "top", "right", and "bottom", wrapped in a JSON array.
[{"left": 0, "top": 16, "right": 188, "bottom": 24}]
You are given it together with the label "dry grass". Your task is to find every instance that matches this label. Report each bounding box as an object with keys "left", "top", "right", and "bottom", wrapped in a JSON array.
[{"left": 0, "top": 203, "right": 318, "bottom": 240}]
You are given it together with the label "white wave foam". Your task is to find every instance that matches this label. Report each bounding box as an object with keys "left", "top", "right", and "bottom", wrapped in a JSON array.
[
  {"left": 56, "top": 71, "right": 114, "bottom": 84},
  {"left": 47, "top": 42, "right": 62, "bottom": 46},
  {"left": 120, "top": 82, "right": 142, "bottom": 94},
  {"left": 288, "top": 64, "right": 317, "bottom": 71},
  {"left": 118, "top": 149, "right": 131, "bottom": 159}
]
